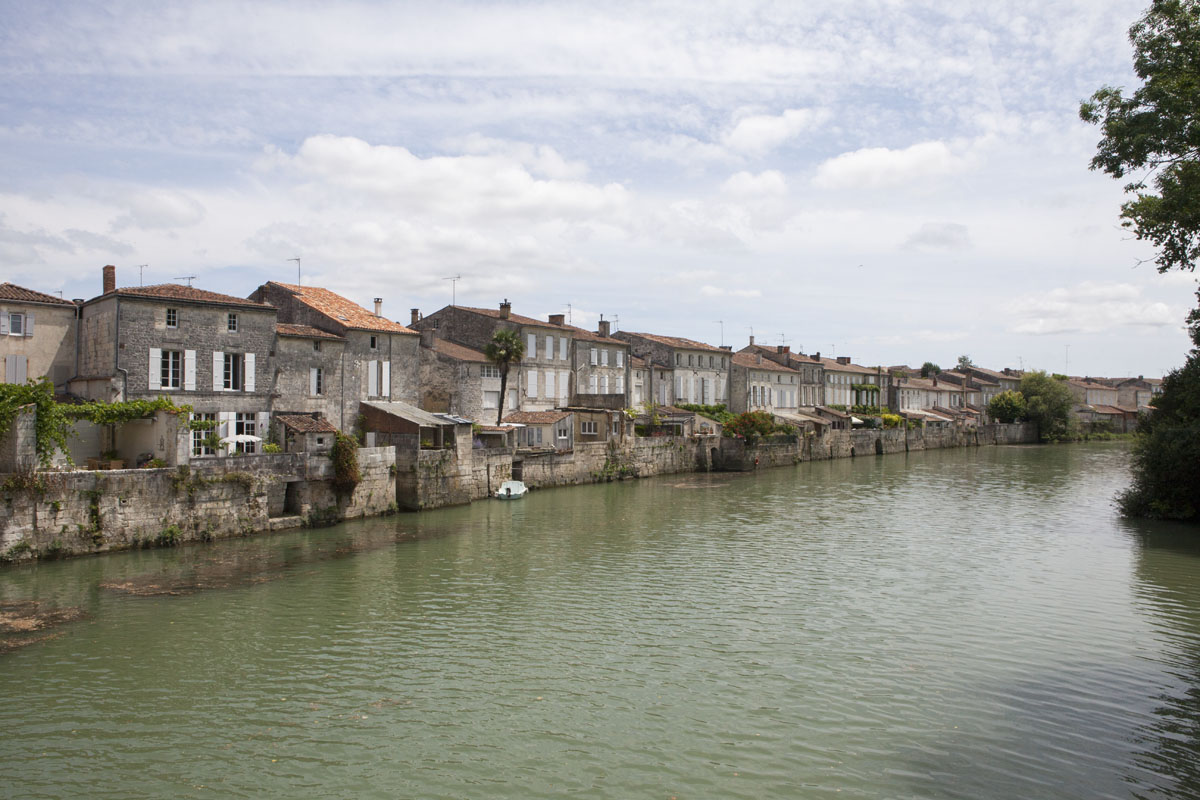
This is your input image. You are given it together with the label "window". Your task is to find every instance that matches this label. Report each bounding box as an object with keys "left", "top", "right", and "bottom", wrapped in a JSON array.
[
  {"left": 600, "top": 349, "right": 609, "bottom": 367},
  {"left": 8, "top": 313, "right": 24, "bottom": 336},
  {"left": 310, "top": 367, "right": 324, "bottom": 396},
  {"left": 369, "top": 335, "right": 378, "bottom": 350},
  {"left": 3, "top": 355, "right": 28, "bottom": 384},
  {"left": 709, "top": 355, "right": 714, "bottom": 368},
  {"left": 161, "top": 350, "right": 182, "bottom": 389},
  {"left": 546, "top": 370, "right": 556, "bottom": 399},
  {"left": 600, "top": 375, "right": 608, "bottom": 394},
  {"left": 616, "top": 375, "right": 624, "bottom": 394},
  {"left": 192, "top": 412, "right": 217, "bottom": 457},
  {"left": 166, "top": 308, "right": 178, "bottom": 328},
  {"left": 557, "top": 425, "right": 569, "bottom": 440},
  {"left": 545, "top": 335, "right": 553, "bottom": 358},
  {"left": 590, "top": 348, "right": 598, "bottom": 366},
  {"left": 481, "top": 364, "right": 500, "bottom": 378},
  {"left": 235, "top": 412, "right": 256, "bottom": 454},
  {"left": 224, "top": 353, "right": 244, "bottom": 391},
  {"left": 675, "top": 353, "right": 680, "bottom": 366},
  {"left": 527, "top": 333, "right": 537, "bottom": 359},
  {"left": 483, "top": 391, "right": 500, "bottom": 409},
  {"left": 612, "top": 418, "right": 621, "bottom": 435},
  {"left": 559, "top": 337, "right": 568, "bottom": 361},
  {"left": 688, "top": 354, "right": 694, "bottom": 366},
  {"left": 313, "top": 340, "right": 321, "bottom": 351},
  {"left": 616, "top": 350, "right": 624, "bottom": 367},
  {"left": 581, "top": 421, "right": 598, "bottom": 435},
  {"left": 227, "top": 313, "right": 238, "bottom": 332}
]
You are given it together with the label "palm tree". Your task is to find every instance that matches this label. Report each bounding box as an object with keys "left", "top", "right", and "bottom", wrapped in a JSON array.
[{"left": 485, "top": 329, "right": 525, "bottom": 425}]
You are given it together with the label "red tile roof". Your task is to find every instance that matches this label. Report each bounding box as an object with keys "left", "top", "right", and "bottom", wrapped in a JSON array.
[
  {"left": 112, "top": 284, "right": 274, "bottom": 310},
  {"left": 275, "top": 414, "right": 339, "bottom": 433},
  {"left": 453, "top": 304, "right": 559, "bottom": 329},
  {"left": 430, "top": 338, "right": 488, "bottom": 362},
  {"left": 502, "top": 410, "right": 572, "bottom": 424},
  {"left": 267, "top": 282, "right": 416, "bottom": 334},
  {"left": 620, "top": 331, "right": 724, "bottom": 353},
  {"left": 0, "top": 283, "right": 74, "bottom": 306},
  {"left": 732, "top": 352, "right": 798, "bottom": 373},
  {"left": 276, "top": 323, "right": 344, "bottom": 340}
]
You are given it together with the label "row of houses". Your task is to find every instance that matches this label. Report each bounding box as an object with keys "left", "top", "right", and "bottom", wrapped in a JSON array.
[{"left": 1, "top": 266, "right": 1160, "bottom": 459}]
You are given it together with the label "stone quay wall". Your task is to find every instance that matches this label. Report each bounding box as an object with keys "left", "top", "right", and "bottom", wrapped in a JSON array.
[{"left": 0, "top": 446, "right": 396, "bottom": 561}]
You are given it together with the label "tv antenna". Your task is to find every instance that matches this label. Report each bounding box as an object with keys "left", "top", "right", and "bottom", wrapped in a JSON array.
[
  {"left": 612, "top": 314, "right": 619, "bottom": 332},
  {"left": 174, "top": 275, "right": 196, "bottom": 287},
  {"left": 443, "top": 274, "right": 461, "bottom": 306},
  {"left": 714, "top": 320, "right": 724, "bottom": 346},
  {"left": 566, "top": 303, "right": 572, "bottom": 325},
  {"left": 288, "top": 257, "right": 301, "bottom": 286},
  {"left": 138, "top": 264, "right": 148, "bottom": 285}
]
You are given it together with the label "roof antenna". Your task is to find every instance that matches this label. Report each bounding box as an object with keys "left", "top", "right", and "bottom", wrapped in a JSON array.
[
  {"left": 138, "top": 264, "right": 148, "bottom": 286},
  {"left": 288, "top": 257, "right": 301, "bottom": 286},
  {"left": 566, "top": 303, "right": 572, "bottom": 325},
  {"left": 714, "top": 320, "right": 724, "bottom": 346},
  {"left": 174, "top": 275, "right": 196, "bottom": 287},
  {"left": 443, "top": 274, "right": 461, "bottom": 306},
  {"left": 612, "top": 314, "right": 619, "bottom": 332}
]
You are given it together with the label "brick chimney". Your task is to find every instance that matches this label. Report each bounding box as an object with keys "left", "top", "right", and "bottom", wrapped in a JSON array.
[
  {"left": 777, "top": 345, "right": 789, "bottom": 354},
  {"left": 499, "top": 299, "right": 511, "bottom": 319},
  {"left": 411, "top": 308, "right": 420, "bottom": 326},
  {"left": 813, "top": 352, "right": 821, "bottom": 361},
  {"left": 548, "top": 313, "right": 565, "bottom": 326},
  {"left": 597, "top": 315, "right": 611, "bottom": 337},
  {"left": 837, "top": 356, "right": 850, "bottom": 364},
  {"left": 374, "top": 298, "right": 383, "bottom": 317},
  {"left": 749, "top": 334, "right": 755, "bottom": 346},
  {"left": 103, "top": 264, "right": 116, "bottom": 294}
]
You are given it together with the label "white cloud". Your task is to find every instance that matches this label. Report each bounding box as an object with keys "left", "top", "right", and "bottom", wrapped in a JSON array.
[
  {"left": 720, "top": 170, "right": 787, "bottom": 198},
  {"left": 1006, "top": 281, "right": 1179, "bottom": 335},
  {"left": 812, "top": 141, "right": 967, "bottom": 190},
  {"left": 700, "top": 285, "right": 761, "bottom": 299},
  {"left": 903, "top": 222, "right": 970, "bottom": 251},
  {"left": 723, "top": 108, "right": 827, "bottom": 156}
]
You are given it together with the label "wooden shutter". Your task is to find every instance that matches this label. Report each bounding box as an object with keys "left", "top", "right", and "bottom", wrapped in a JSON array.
[
  {"left": 184, "top": 350, "right": 196, "bottom": 391},
  {"left": 546, "top": 371, "right": 555, "bottom": 399},
  {"left": 590, "top": 347, "right": 598, "bottom": 365},
  {"left": 0, "top": 314, "right": 8, "bottom": 335},
  {"left": 218, "top": 411, "right": 234, "bottom": 453},
  {"left": 600, "top": 349, "right": 608, "bottom": 366},
  {"left": 381, "top": 361, "right": 390, "bottom": 397},
  {"left": 213, "top": 351, "right": 224, "bottom": 391},
  {"left": 559, "top": 337, "right": 567, "bottom": 361},
  {"left": 367, "top": 360, "right": 378, "bottom": 396},
  {"left": 24, "top": 313, "right": 33, "bottom": 337},
  {"left": 526, "top": 333, "right": 536, "bottom": 358},
  {"left": 14, "top": 356, "right": 26, "bottom": 384},
  {"left": 244, "top": 353, "right": 255, "bottom": 392},
  {"left": 310, "top": 368, "right": 319, "bottom": 395},
  {"left": 148, "top": 348, "right": 162, "bottom": 390},
  {"left": 616, "top": 350, "right": 624, "bottom": 367},
  {"left": 559, "top": 370, "right": 569, "bottom": 401}
]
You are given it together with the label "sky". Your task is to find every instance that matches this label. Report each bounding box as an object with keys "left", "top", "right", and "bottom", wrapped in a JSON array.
[{"left": 1, "top": 0, "right": 1196, "bottom": 378}]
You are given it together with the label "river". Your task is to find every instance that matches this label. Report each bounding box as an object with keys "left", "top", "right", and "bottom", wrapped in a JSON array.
[{"left": 2, "top": 442, "right": 1199, "bottom": 799}]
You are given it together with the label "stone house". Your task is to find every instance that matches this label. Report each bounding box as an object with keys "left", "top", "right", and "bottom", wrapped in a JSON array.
[
  {"left": 416, "top": 329, "right": 504, "bottom": 423},
  {"left": 72, "top": 265, "right": 276, "bottom": 456},
  {"left": 808, "top": 354, "right": 883, "bottom": 408},
  {"left": 929, "top": 370, "right": 983, "bottom": 409},
  {"left": 0, "top": 283, "right": 78, "bottom": 390},
  {"left": 964, "top": 365, "right": 1022, "bottom": 395},
  {"left": 1113, "top": 377, "right": 1159, "bottom": 410},
  {"left": 273, "top": 413, "right": 337, "bottom": 454},
  {"left": 737, "top": 343, "right": 825, "bottom": 408},
  {"left": 412, "top": 301, "right": 576, "bottom": 412},
  {"left": 270, "top": 323, "right": 346, "bottom": 423},
  {"left": 613, "top": 330, "right": 729, "bottom": 407},
  {"left": 1067, "top": 378, "right": 1119, "bottom": 408},
  {"left": 503, "top": 409, "right": 574, "bottom": 452},
  {"left": 250, "top": 282, "right": 420, "bottom": 431},
  {"left": 729, "top": 350, "right": 801, "bottom": 414},
  {"left": 571, "top": 317, "right": 631, "bottom": 408}
]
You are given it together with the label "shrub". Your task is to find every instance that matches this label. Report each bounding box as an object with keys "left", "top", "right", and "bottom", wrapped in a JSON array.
[{"left": 331, "top": 432, "right": 361, "bottom": 492}]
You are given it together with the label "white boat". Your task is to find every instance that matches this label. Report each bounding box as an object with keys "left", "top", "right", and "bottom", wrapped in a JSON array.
[{"left": 495, "top": 480, "right": 528, "bottom": 500}]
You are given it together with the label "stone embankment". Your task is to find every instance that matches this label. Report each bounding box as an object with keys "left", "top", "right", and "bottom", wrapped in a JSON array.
[{"left": 1, "top": 423, "right": 1037, "bottom": 562}]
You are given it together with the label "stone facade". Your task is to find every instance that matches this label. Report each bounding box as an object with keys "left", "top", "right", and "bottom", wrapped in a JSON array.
[
  {"left": 270, "top": 326, "right": 347, "bottom": 423},
  {"left": 572, "top": 319, "right": 631, "bottom": 406},
  {"left": 417, "top": 331, "right": 494, "bottom": 421},
  {"left": 729, "top": 350, "right": 802, "bottom": 414},
  {"left": 613, "top": 331, "right": 731, "bottom": 407},
  {"left": 0, "top": 284, "right": 78, "bottom": 390}
]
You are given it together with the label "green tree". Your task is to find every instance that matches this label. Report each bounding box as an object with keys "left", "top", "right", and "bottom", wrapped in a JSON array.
[
  {"left": 1080, "top": 0, "right": 1200, "bottom": 272},
  {"left": 723, "top": 410, "right": 778, "bottom": 441},
  {"left": 484, "top": 329, "right": 525, "bottom": 426},
  {"left": 1019, "top": 370, "right": 1076, "bottom": 441},
  {"left": 956, "top": 354, "right": 974, "bottom": 370},
  {"left": 987, "top": 390, "right": 1027, "bottom": 424},
  {"left": 920, "top": 361, "right": 941, "bottom": 378}
]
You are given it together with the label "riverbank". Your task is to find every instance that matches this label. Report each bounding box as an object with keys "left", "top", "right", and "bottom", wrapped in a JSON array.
[{"left": 0, "top": 422, "right": 1038, "bottom": 563}]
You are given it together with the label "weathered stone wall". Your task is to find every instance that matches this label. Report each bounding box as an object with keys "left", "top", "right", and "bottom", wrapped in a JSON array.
[
  {"left": 271, "top": 333, "right": 346, "bottom": 424},
  {"left": 0, "top": 446, "right": 395, "bottom": 561},
  {"left": 0, "top": 405, "right": 37, "bottom": 473}
]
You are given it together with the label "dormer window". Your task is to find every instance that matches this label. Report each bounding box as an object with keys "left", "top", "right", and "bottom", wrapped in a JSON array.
[
  {"left": 227, "top": 313, "right": 238, "bottom": 332},
  {"left": 166, "top": 308, "right": 178, "bottom": 328}
]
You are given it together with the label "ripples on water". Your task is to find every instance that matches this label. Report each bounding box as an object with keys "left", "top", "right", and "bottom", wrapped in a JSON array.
[{"left": 2, "top": 442, "right": 1200, "bottom": 799}]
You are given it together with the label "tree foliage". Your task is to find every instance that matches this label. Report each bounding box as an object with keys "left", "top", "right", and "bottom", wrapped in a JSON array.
[
  {"left": 956, "top": 354, "right": 974, "bottom": 370},
  {"left": 485, "top": 329, "right": 526, "bottom": 426},
  {"left": 723, "top": 411, "right": 788, "bottom": 441},
  {"left": 987, "top": 389, "right": 1027, "bottom": 424},
  {"left": 920, "top": 361, "right": 941, "bottom": 378},
  {"left": 1080, "top": 0, "right": 1200, "bottom": 272},
  {"left": 1019, "top": 371, "right": 1077, "bottom": 441}
]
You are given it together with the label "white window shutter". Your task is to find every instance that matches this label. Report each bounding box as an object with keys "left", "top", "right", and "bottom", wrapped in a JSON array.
[
  {"left": 245, "top": 352, "right": 255, "bottom": 392},
  {"left": 24, "top": 313, "right": 33, "bottom": 337},
  {"left": 601, "top": 349, "right": 609, "bottom": 367},
  {"left": 367, "top": 360, "right": 378, "bottom": 396},
  {"left": 600, "top": 375, "right": 608, "bottom": 394},
  {"left": 526, "top": 369, "right": 536, "bottom": 398},
  {"left": 616, "top": 350, "right": 624, "bottom": 367},
  {"left": 527, "top": 333, "right": 536, "bottom": 358},
  {"left": 148, "top": 348, "right": 162, "bottom": 390},
  {"left": 546, "top": 371, "right": 555, "bottom": 399},
  {"left": 590, "top": 347, "right": 598, "bottom": 365},
  {"left": 310, "top": 368, "right": 318, "bottom": 395},
  {"left": 184, "top": 350, "right": 196, "bottom": 391},
  {"left": 218, "top": 412, "right": 234, "bottom": 453},
  {"left": 616, "top": 375, "right": 625, "bottom": 394},
  {"left": 14, "top": 356, "right": 27, "bottom": 384},
  {"left": 589, "top": 374, "right": 597, "bottom": 393},
  {"left": 213, "top": 351, "right": 224, "bottom": 391},
  {"left": 559, "top": 337, "right": 567, "bottom": 361},
  {"left": 381, "top": 361, "right": 390, "bottom": 397},
  {"left": 545, "top": 335, "right": 552, "bottom": 358},
  {"left": 559, "top": 370, "right": 569, "bottom": 401},
  {"left": 0, "top": 314, "right": 8, "bottom": 335}
]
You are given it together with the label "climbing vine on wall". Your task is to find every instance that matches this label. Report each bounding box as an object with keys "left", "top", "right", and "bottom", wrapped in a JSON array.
[{"left": 331, "top": 432, "right": 361, "bottom": 493}]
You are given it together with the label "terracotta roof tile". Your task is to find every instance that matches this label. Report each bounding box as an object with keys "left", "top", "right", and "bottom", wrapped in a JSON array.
[
  {"left": 502, "top": 410, "right": 572, "bottom": 424},
  {"left": 620, "top": 331, "right": 724, "bottom": 353},
  {"left": 276, "top": 414, "right": 339, "bottom": 433},
  {"left": 430, "top": 338, "right": 488, "bottom": 362},
  {"left": 732, "top": 352, "right": 799, "bottom": 373},
  {"left": 268, "top": 282, "right": 416, "bottom": 334},
  {"left": 276, "top": 323, "right": 344, "bottom": 340},
  {"left": 112, "top": 284, "right": 273, "bottom": 310},
  {"left": 0, "top": 283, "right": 74, "bottom": 306},
  {"left": 454, "top": 304, "right": 559, "bottom": 329}
]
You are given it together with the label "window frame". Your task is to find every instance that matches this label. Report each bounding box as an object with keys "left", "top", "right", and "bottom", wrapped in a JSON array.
[
  {"left": 166, "top": 308, "right": 178, "bottom": 329},
  {"left": 161, "top": 349, "right": 183, "bottom": 389},
  {"left": 227, "top": 313, "right": 238, "bottom": 332}
]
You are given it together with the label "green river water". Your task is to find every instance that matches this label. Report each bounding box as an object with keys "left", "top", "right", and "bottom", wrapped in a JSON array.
[{"left": 2, "top": 442, "right": 1200, "bottom": 799}]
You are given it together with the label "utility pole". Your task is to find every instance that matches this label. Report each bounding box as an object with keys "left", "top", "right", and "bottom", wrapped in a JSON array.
[
  {"left": 288, "top": 257, "right": 301, "bottom": 286},
  {"left": 714, "top": 320, "right": 724, "bottom": 347}
]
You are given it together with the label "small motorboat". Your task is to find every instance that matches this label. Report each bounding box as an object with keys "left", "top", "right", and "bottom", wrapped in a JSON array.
[{"left": 495, "top": 480, "right": 528, "bottom": 500}]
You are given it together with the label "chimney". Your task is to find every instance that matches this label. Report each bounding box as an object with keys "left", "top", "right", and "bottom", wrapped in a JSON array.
[
  {"left": 777, "top": 345, "right": 789, "bottom": 354},
  {"left": 548, "top": 313, "right": 565, "bottom": 326},
  {"left": 597, "top": 316, "right": 611, "bottom": 337},
  {"left": 373, "top": 298, "right": 383, "bottom": 317},
  {"left": 813, "top": 352, "right": 821, "bottom": 361},
  {"left": 499, "top": 299, "right": 511, "bottom": 319},
  {"left": 420, "top": 328, "right": 436, "bottom": 349},
  {"left": 933, "top": 376, "right": 938, "bottom": 386},
  {"left": 749, "top": 334, "right": 755, "bottom": 346},
  {"left": 720, "top": 345, "right": 732, "bottom": 352},
  {"left": 837, "top": 356, "right": 850, "bottom": 364},
  {"left": 103, "top": 264, "right": 116, "bottom": 294},
  {"left": 411, "top": 308, "right": 420, "bottom": 326}
]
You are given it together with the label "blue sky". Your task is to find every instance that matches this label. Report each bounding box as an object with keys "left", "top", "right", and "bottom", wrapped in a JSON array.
[{"left": 2, "top": 0, "right": 1195, "bottom": 377}]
